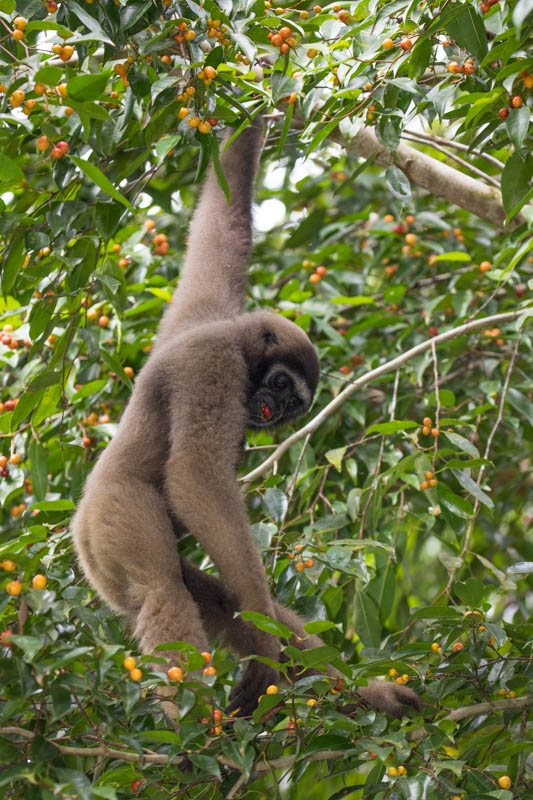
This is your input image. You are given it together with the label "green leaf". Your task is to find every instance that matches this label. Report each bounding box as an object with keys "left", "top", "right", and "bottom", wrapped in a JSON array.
[
  {"left": 0, "top": 153, "right": 24, "bottom": 187},
  {"left": 1, "top": 235, "right": 24, "bottom": 294},
  {"left": 263, "top": 487, "right": 287, "bottom": 523},
  {"left": 385, "top": 166, "right": 411, "bottom": 202},
  {"left": 452, "top": 469, "right": 494, "bottom": 509},
  {"left": 210, "top": 133, "right": 230, "bottom": 202},
  {"left": 66, "top": 1, "right": 115, "bottom": 44},
  {"left": 454, "top": 578, "right": 485, "bottom": 606},
  {"left": 366, "top": 420, "right": 418, "bottom": 435},
  {"left": 437, "top": 484, "right": 474, "bottom": 519},
  {"left": 443, "top": 430, "right": 479, "bottom": 457},
  {"left": 501, "top": 153, "right": 533, "bottom": 215},
  {"left": 69, "top": 156, "right": 134, "bottom": 212},
  {"left": 186, "top": 754, "right": 221, "bottom": 780},
  {"left": 51, "top": 683, "right": 71, "bottom": 721},
  {"left": 238, "top": 611, "right": 293, "bottom": 640},
  {"left": 306, "top": 119, "right": 340, "bottom": 158},
  {"left": 431, "top": 251, "right": 471, "bottom": 263},
  {"left": 304, "top": 620, "right": 337, "bottom": 635},
  {"left": 444, "top": 4, "right": 488, "bottom": 59},
  {"left": 412, "top": 606, "right": 462, "bottom": 619},
  {"left": 506, "top": 105, "right": 530, "bottom": 150},
  {"left": 326, "top": 446, "right": 347, "bottom": 472},
  {"left": 30, "top": 499, "right": 75, "bottom": 511},
  {"left": 27, "top": 370, "right": 61, "bottom": 393},
  {"left": 330, "top": 295, "right": 374, "bottom": 306},
  {"left": 34, "top": 65, "right": 63, "bottom": 85},
  {"left": 353, "top": 591, "right": 381, "bottom": 647},
  {"left": 29, "top": 440, "right": 48, "bottom": 502}
]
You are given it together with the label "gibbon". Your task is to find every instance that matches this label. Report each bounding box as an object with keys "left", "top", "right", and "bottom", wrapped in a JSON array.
[{"left": 72, "top": 117, "right": 420, "bottom": 718}]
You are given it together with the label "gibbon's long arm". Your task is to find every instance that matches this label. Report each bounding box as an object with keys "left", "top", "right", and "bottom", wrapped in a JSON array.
[{"left": 158, "top": 118, "right": 265, "bottom": 341}]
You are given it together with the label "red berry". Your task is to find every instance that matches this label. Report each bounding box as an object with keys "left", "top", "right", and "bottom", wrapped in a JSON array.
[
  {"left": 131, "top": 780, "right": 143, "bottom": 793},
  {"left": 428, "top": 326, "right": 438, "bottom": 336},
  {"left": 498, "top": 107, "right": 509, "bottom": 119}
]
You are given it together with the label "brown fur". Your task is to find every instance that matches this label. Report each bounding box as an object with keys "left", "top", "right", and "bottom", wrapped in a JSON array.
[{"left": 72, "top": 118, "right": 420, "bottom": 719}]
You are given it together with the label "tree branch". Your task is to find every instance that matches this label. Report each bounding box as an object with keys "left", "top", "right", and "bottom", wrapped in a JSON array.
[
  {"left": 241, "top": 311, "right": 522, "bottom": 484},
  {"left": 444, "top": 694, "right": 533, "bottom": 722},
  {"left": 328, "top": 124, "right": 519, "bottom": 230}
]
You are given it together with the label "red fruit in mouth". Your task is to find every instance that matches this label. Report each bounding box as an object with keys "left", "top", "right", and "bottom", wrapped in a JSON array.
[{"left": 261, "top": 404, "right": 273, "bottom": 419}]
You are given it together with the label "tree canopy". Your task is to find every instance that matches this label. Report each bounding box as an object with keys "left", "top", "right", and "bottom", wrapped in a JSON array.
[{"left": 0, "top": 1, "right": 532, "bottom": 798}]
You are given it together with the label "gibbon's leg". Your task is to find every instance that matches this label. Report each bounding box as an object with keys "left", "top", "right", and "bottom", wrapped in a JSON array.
[
  {"left": 73, "top": 479, "right": 208, "bottom": 662},
  {"left": 181, "top": 558, "right": 326, "bottom": 655}
]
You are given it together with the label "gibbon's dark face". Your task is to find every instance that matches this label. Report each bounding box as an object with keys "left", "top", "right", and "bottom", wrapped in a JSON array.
[{"left": 247, "top": 361, "right": 315, "bottom": 429}]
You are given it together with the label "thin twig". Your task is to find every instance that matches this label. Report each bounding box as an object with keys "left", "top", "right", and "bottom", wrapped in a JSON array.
[
  {"left": 403, "top": 129, "right": 505, "bottom": 170},
  {"left": 402, "top": 133, "right": 500, "bottom": 188}
]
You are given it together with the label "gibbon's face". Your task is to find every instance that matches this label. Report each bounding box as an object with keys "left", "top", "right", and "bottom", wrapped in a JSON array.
[{"left": 247, "top": 361, "right": 315, "bottom": 429}]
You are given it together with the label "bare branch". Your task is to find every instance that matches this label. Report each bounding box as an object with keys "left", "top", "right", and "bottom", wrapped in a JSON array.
[{"left": 241, "top": 311, "right": 521, "bottom": 484}]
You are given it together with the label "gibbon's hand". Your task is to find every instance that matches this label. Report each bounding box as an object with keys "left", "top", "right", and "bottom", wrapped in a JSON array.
[{"left": 226, "top": 660, "right": 280, "bottom": 717}]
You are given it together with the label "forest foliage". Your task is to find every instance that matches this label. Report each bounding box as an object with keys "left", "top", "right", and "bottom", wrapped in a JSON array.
[{"left": 0, "top": 0, "right": 532, "bottom": 798}]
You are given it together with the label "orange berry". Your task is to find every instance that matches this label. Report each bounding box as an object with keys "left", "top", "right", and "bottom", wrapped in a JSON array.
[
  {"left": 9, "top": 90, "right": 25, "bottom": 107},
  {"left": 448, "top": 61, "right": 461, "bottom": 74},
  {"left": 12, "top": 29, "right": 24, "bottom": 41},
  {"left": 198, "top": 120, "right": 212, "bottom": 135},
  {"left": 266, "top": 684, "right": 278, "bottom": 694},
  {"left": 1, "top": 560, "right": 16, "bottom": 572},
  {"left": 479, "top": 260, "right": 491, "bottom": 272},
  {"left": 203, "top": 665, "right": 216, "bottom": 676},
  {"left": 188, "top": 116, "right": 200, "bottom": 128},
  {"left": 498, "top": 777, "right": 511, "bottom": 789},
  {"left": 6, "top": 581, "right": 22, "bottom": 596},
  {"left": 123, "top": 656, "right": 136, "bottom": 670},
  {"left": 201, "top": 651, "right": 212, "bottom": 664},
  {"left": 431, "top": 642, "right": 441, "bottom": 652},
  {"left": 425, "top": 471, "right": 433, "bottom": 479},
  {"left": 309, "top": 273, "right": 321, "bottom": 284},
  {"left": 13, "top": 16, "right": 27, "bottom": 30},
  {"left": 168, "top": 666, "right": 184, "bottom": 681},
  {"left": 204, "top": 65, "right": 217, "bottom": 79},
  {"left": 9, "top": 454, "right": 20, "bottom": 465},
  {"left": 98, "top": 315, "right": 110, "bottom": 328},
  {"left": 295, "top": 562, "right": 305, "bottom": 571},
  {"left": 510, "top": 96, "right": 523, "bottom": 108},
  {"left": 388, "top": 668, "right": 398, "bottom": 677},
  {"left": 304, "top": 558, "right": 314, "bottom": 568},
  {"left": 400, "top": 38, "right": 412, "bottom": 51},
  {"left": 452, "top": 642, "right": 464, "bottom": 652},
  {"left": 130, "top": 668, "right": 142, "bottom": 681},
  {"left": 184, "top": 30, "right": 196, "bottom": 41},
  {"left": 315, "top": 265, "right": 327, "bottom": 276},
  {"left": 422, "top": 426, "right": 430, "bottom": 435},
  {"left": 178, "top": 107, "right": 188, "bottom": 120},
  {"left": 212, "top": 708, "right": 222, "bottom": 723},
  {"left": 32, "top": 574, "right": 47, "bottom": 590},
  {"left": 421, "top": 481, "right": 429, "bottom": 490},
  {"left": 1, "top": 630, "right": 13, "bottom": 646},
  {"left": 382, "top": 38, "right": 395, "bottom": 49},
  {"left": 423, "top": 417, "right": 432, "bottom": 427},
  {"left": 123, "top": 366, "right": 134, "bottom": 379},
  {"left": 37, "top": 135, "right": 50, "bottom": 151}
]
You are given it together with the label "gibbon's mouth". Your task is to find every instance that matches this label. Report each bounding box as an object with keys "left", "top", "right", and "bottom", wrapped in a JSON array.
[{"left": 261, "top": 402, "right": 273, "bottom": 420}]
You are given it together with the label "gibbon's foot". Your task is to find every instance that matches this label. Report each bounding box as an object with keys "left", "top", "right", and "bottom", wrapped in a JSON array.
[
  {"left": 355, "top": 680, "right": 421, "bottom": 718},
  {"left": 226, "top": 660, "right": 280, "bottom": 717}
]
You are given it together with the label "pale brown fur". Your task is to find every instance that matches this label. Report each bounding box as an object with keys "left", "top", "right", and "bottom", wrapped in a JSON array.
[{"left": 72, "top": 118, "right": 420, "bottom": 719}]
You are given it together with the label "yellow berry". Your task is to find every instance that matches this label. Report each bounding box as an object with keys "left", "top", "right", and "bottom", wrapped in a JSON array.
[
  {"left": 266, "top": 684, "right": 278, "bottom": 695},
  {"left": 6, "top": 581, "right": 22, "bottom": 596},
  {"left": 1, "top": 560, "right": 16, "bottom": 572},
  {"left": 387, "top": 767, "right": 398, "bottom": 777},
  {"left": 123, "top": 656, "right": 136, "bottom": 671},
  {"left": 431, "top": 642, "right": 441, "bottom": 652},
  {"left": 397, "top": 766, "right": 407, "bottom": 775},
  {"left": 306, "top": 698, "right": 317, "bottom": 706},
  {"left": 32, "top": 574, "right": 47, "bottom": 590},
  {"left": 498, "top": 776, "right": 511, "bottom": 789},
  {"left": 388, "top": 668, "right": 398, "bottom": 677},
  {"left": 130, "top": 667, "right": 142, "bottom": 681}
]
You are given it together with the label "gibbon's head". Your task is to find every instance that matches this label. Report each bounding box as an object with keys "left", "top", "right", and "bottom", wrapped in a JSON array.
[{"left": 237, "top": 311, "right": 320, "bottom": 430}]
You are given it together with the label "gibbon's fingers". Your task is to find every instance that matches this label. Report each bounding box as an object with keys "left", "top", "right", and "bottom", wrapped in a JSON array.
[
  {"left": 226, "top": 660, "right": 280, "bottom": 717},
  {"left": 356, "top": 681, "right": 422, "bottom": 718},
  {"left": 159, "top": 118, "right": 265, "bottom": 341}
]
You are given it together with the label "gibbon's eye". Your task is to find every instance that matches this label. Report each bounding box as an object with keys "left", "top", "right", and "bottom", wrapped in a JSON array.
[{"left": 273, "top": 374, "right": 289, "bottom": 390}]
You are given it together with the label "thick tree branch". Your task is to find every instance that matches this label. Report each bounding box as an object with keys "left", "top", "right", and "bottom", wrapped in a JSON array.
[
  {"left": 443, "top": 695, "right": 533, "bottom": 722},
  {"left": 327, "top": 124, "right": 519, "bottom": 231},
  {"left": 241, "top": 310, "right": 522, "bottom": 484}
]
